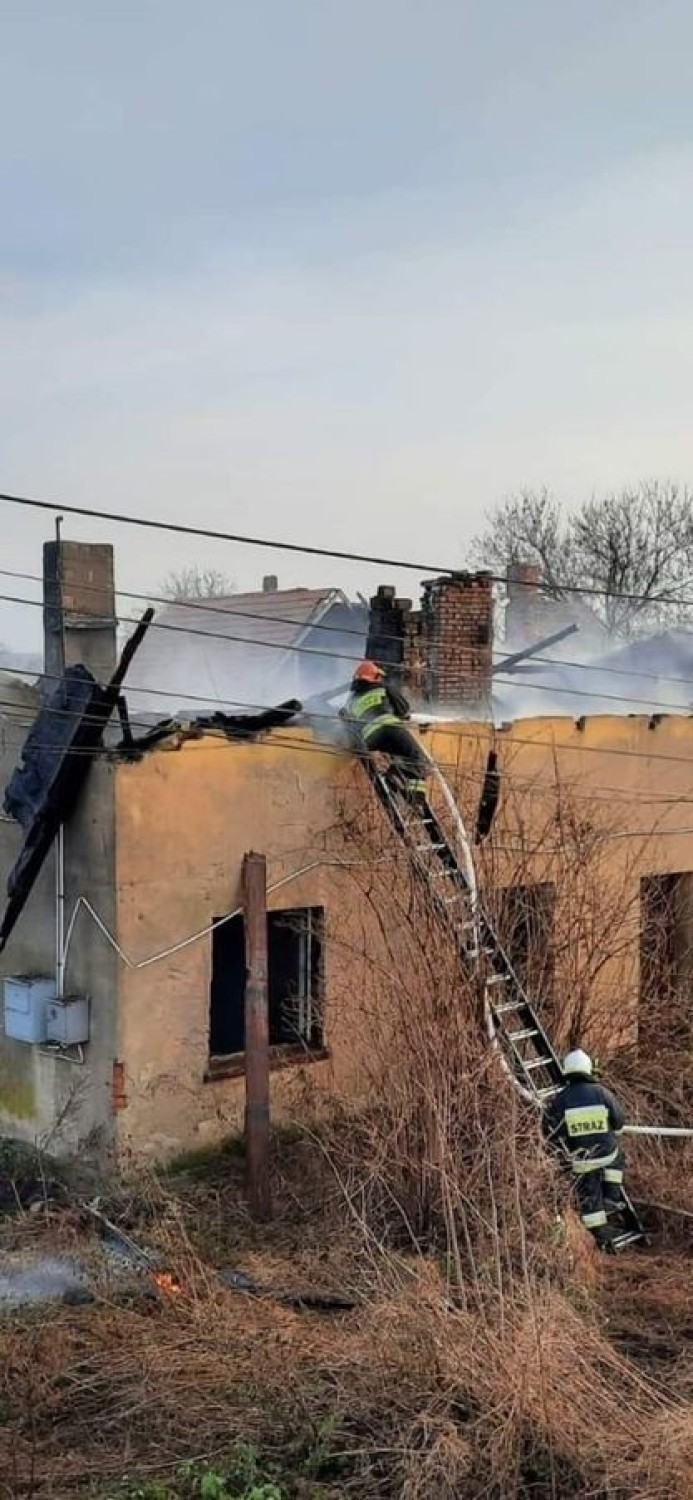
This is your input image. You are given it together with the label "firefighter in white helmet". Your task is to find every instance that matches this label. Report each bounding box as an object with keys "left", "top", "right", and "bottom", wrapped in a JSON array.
[{"left": 542, "top": 1049, "right": 627, "bottom": 1250}]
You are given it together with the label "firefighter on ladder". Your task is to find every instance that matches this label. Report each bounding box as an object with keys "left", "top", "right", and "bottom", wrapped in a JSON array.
[
  {"left": 341, "top": 661, "right": 430, "bottom": 804},
  {"left": 542, "top": 1048, "right": 627, "bottom": 1250}
]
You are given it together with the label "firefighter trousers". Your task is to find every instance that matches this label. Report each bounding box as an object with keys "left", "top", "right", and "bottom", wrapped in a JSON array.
[
  {"left": 573, "top": 1167, "right": 609, "bottom": 1233},
  {"left": 602, "top": 1146, "right": 625, "bottom": 1207},
  {"left": 573, "top": 1150, "right": 626, "bottom": 1236},
  {"left": 364, "top": 722, "right": 429, "bottom": 793}
]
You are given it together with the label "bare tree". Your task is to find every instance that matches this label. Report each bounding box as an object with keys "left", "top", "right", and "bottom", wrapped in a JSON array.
[
  {"left": 472, "top": 481, "right": 693, "bottom": 637},
  {"left": 159, "top": 565, "right": 235, "bottom": 601},
  {"left": 472, "top": 488, "right": 567, "bottom": 590}
]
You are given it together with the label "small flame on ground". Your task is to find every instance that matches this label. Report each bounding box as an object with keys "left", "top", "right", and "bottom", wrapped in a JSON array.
[{"left": 153, "top": 1270, "right": 182, "bottom": 1296}]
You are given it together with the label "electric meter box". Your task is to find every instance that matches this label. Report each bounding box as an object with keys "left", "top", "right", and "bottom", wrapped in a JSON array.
[
  {"left": 3, "top": 976, "right": 55, "bottom": 1044},
  {"left": 45, "top": 995, "right": 90, "bottom": 1047}
]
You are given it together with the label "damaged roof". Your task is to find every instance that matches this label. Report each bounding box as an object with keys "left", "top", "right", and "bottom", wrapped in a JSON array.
[
  {"left": 493, "top": 626, "right": 693, "bottom": 721},
  {"left": 126, "top": 586, "right": 362, "bottom": 716},
  {"left": 0, "top": 611, "right": 154, "bottom": 954},
  {"left": 153, "top": 588, "right": 338, "bottom": 647},
  {"left": 590, "top": 628, "right": 693, "bottom": 682}
]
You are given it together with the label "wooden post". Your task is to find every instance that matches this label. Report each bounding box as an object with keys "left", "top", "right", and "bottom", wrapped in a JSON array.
[{"left": 243, "top": 852, "right": 271, "bottom": 1220}]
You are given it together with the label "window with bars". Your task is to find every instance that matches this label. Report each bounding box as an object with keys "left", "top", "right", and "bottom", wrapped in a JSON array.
[{"left": 209, "top": 906, "right": 325, "bottom": 1061}]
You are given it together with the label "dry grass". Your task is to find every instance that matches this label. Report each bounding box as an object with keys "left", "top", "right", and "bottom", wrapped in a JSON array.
[
  {"left": 2, "top": 787, "right": 693, "bottom": 1497},
  {"left": 1, "top": 1199, "right": 692, "bottom": 1500},
  {"left": 2, "top": 1037, "right": 690, "bottom": 1500}
]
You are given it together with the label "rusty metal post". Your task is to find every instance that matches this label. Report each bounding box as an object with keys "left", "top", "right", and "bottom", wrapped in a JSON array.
[{"left": 243, "top": 852, "right": 272, "bottom": 1220}]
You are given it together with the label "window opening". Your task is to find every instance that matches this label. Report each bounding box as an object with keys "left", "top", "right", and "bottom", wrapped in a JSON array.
[{"left": 209, "top": 906, "right": 324, "bottom": 1058}]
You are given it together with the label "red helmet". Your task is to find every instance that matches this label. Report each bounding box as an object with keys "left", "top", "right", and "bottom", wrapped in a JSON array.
[{"left": 353, "top": 660, "right": 385, "bottom": 684}]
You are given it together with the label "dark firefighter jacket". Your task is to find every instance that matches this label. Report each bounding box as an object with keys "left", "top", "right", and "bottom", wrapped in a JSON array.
[
  {"left": 542, "top": 1075, "right": 625, "bottom": 1174},
  {"left": 341, "top": 680, "right": 411, "bottom": 743}
]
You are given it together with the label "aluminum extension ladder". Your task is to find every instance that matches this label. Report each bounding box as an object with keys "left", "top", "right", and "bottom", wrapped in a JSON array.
[{"left": 368, "top": 761, "right": 647, "bottom": 1254}]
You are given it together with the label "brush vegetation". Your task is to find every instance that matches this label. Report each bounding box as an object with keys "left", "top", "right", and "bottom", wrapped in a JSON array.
[{"left": 1, "top": 786, "right": 691, "bottom": 1498}]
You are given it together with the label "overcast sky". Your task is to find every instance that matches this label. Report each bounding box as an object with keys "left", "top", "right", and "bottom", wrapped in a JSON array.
[{"left": 1, "top": 1, "right": 693, "bottom": 650}]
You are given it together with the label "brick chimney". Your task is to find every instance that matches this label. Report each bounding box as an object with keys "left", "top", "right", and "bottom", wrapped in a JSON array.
[
  {"left": 505, "top": 562, "right": 542, "bottom": 648},
  {"left": 43, "top": 540, "right": 117, "bottom": 686},
  {"left": 365, "top": 585, "right": 412, "bottom": 685},
  {"left": 366, "top": 571, "right": 494, "bottom": 709},
  {"left": 418, "top": 572, "right": 493, "bottom": 707}
]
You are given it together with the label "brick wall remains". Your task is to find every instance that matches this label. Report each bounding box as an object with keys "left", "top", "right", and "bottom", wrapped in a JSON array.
[
  {"left": 367, "top": 572, "right": 494, "bottom": 708},
  {"left": 366, "top": 585, "right": 412, "bottom": 686},
  {"left": 43, "top": 540, "right": 117, "bottom": 685},
  {"left": 419, "top": 572, "right": 493, "bottom": 707}
]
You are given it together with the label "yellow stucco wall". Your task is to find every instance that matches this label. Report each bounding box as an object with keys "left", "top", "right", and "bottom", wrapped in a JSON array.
[
  {"left": 425, "top": 712, "right": 693, "bottom": 1051},
  {"left": 114, "top": 714, "right": 693, "bottom": 1159},
  {"left": 114, "top": 730, "right": 389, "bottom": 1158}
]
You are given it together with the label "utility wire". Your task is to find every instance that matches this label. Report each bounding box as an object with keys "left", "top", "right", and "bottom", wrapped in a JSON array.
[
  {"left": 0, "top": 646, "right": 683, "bottom": 759},
  {"left": 0, "top": 565, "right": 375, "bottom": 647},
  {"left": 3, "top": 642, "right": 693, "bottom": 780},
  {"left": 53, "top": 830, "right": 693, "bottom": 986},
  {"left": 495, "top": 647, "right": 693, "bottom": 691},
  {"left": 61, "top": 859, "right": 363, "bottom": 976},
  {"left": 3, "top": 704, "right": 693, "bottom": 850},
  {"left": 5, "top": 485, "right": 693, "bottom": 611},
  {"left": 491, "top": 673, "right": 693, "bottom": 713},
  {"left": 6, "top": 680, "right": 693, "bottom": 815},
  {"left": 0, "top": 588, "right": 367, "bottom": 668},
  {"left": 2, "top": 579, "right": 693, "bottom": 715},
  {"left": 0, "top": 488, "right": 480, "bottom": 579},
  {"left": 6, "top": 558, "right": 693, "bottom": 700},
  {"left": 4, "top": 562, "right": 693, "bottom": 699},
  {"left": 5, "top": 659, "right": 693, "bottom": 815},
  {"left": 3, "top": 661, "right": 693, "bottom": 805},
  {"left": 0, "top": 704, "right": 684, "bottom": 812},
  {"left": 5, "top": 562, "right": 693, "bottom": 706}
]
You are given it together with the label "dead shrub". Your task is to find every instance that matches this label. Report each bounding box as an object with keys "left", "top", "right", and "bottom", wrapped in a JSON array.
[{"left": 2, "top": 780, "right": 693, "bottom": 1497}]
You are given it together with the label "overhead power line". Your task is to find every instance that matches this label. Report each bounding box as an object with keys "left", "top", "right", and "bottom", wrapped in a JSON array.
[
  {"left": 491, "top": 673, "right": 692, "bottom": 714},
  {"left": 4, "top": 485, "right": 693, "bottom": 610},
  {"left": 0, "top": 564, "right": 374, "bottom": 646},
  {"left": 496, "top": 648, "right": 693, "bottom": 692},
  {"left": 3, "top": 690, "right": 693, "bottom": 819},
  {"left": 5, "top": 649, "right": 693, "bottom": 778},
  {"left": 0, "top": 488, "right": 472, "bottom": 579},
  {"left": 4, "top": 563, "right": 693, "bottom": 696},
  {"left": 1, "top": 578, "right": 693, "bottom": 715},
  {"left": 0, "top": 586, "right": 366, "bottom": 668},
  {"left": 3, "top": 644, "right": 693, "bottom": 809}
]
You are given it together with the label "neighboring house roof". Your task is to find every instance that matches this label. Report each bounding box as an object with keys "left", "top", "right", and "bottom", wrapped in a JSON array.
[
  {"left": 127, "top": 587, "right": 359, "bottom": 716},
  {"left": 493, "top": 626, "right": 693, "bottom": 722},
  {"left": 0, "top": 672, "right": 40, "bottom": 719},
  {"left": 591, "top": 628, "right": 693, "bottom": 682}
]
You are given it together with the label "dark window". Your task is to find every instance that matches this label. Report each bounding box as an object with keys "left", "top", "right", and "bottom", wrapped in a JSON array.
[
  {"left": 640, "top": 873, "right": 693, "bottom": 1005},
  {"left": 209, "top": 914, "right": 246, "bottom": 1057},
  {"left": 639, "top": 873, "right": 693, "bottom": 1052},
  {"left": 498, "top": 883, "right": 555, "bottom": 1005},
  {"left": 209, "top": 907, "right": 324, "bottom": 1059}
]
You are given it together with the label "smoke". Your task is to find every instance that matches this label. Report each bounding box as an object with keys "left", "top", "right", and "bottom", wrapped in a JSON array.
[
  {"left": 124, "top": 598, "right": 367, "bottom": 728},
  {"left": 492, "top": 635, "right": 693, "bottom": 723},
  {"left": 124, "top": 594, "right": 692, "bottom": 736}
]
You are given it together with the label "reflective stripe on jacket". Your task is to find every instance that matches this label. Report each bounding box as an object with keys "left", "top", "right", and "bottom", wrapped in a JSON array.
[
  {"left": 542, "top": 1076, "right": 625, "bottom": 1174},
  {"left": 343, "top": 684, "right": 404, "bottom": 741}
]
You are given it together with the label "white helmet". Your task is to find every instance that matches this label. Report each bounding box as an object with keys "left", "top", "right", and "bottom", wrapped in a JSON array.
[{"left": 563, "top": 1048, "right": 593, "bottom": 1077}]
